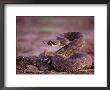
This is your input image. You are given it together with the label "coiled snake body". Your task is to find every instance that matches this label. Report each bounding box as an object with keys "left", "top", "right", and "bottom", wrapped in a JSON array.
[{"left": 17, "top": 32, "right": 93, "bottom": 73}]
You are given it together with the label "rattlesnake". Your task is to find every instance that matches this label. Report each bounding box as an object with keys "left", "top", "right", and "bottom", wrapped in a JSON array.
[{"left": 17, "top": 32, "right": 93, "bottom": 73}]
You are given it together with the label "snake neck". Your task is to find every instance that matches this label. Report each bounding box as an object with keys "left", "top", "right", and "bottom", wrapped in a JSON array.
[{"left": 56, "top": 38, "right": 85, "bottom": 59}]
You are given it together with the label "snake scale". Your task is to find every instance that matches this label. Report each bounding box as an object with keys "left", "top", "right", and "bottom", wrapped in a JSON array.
[{"left": 17, "top": 32, "right": 93, "bottom": 73}]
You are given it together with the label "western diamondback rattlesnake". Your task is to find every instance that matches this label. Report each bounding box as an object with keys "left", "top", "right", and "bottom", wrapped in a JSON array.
[{"left": 16, "top": 32, "right": 93, "bottom": 73}]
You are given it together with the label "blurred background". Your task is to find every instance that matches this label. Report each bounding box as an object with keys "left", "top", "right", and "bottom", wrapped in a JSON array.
[{"left": 16, "top": 16, "right": 94, "bottom": 57}]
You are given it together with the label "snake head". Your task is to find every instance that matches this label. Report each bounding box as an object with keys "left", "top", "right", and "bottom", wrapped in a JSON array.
[
  {"left": 42, "top": 33, "right": 70, "bottom": 47},
  {"left": 43, "top": 39, "right": 70, "bottom": 47}
]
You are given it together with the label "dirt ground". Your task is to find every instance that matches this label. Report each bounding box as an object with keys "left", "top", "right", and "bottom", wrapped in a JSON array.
[{"left": 16, "top": 16, "right": 94, "bottom": 74}]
